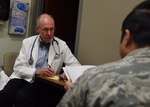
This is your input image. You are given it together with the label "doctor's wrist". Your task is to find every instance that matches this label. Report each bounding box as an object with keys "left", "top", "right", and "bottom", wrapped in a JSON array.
[{"left": 35, "top": 69, "right": 41, "bottom": 76}]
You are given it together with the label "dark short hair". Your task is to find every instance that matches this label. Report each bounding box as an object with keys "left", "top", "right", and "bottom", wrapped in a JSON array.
[{"left": 121, "top": 0, "right": 150, "bottom": 47}]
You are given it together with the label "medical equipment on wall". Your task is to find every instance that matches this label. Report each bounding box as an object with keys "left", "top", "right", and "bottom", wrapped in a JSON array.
[
  {"left": 8, "top": 1, "right": 29, "bottom": 35},
  {"left": 28, "top": 37, "right": 60, "bottom": 66}
]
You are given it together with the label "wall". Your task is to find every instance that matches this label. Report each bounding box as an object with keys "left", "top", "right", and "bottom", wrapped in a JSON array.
[
  {"left": 0, "top": 0, "right": 31, "bottom": 65},
  {"left": 77, "top": 0, "right": 143, "bottom": 65}
]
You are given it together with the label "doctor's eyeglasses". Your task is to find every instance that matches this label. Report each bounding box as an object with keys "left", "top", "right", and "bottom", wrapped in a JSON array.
[{"left": 41, "top": 27, "right": 56, "bottom": 34}]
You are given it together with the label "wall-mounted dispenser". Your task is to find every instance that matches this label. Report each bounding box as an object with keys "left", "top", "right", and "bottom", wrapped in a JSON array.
[{"left": 8, "top": 1, "right": 29, "bottom": 35}]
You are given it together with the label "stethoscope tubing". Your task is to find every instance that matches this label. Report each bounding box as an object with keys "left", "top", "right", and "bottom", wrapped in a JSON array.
[{"left": 28, "top": 36, "right": 60, "bottom": 66}]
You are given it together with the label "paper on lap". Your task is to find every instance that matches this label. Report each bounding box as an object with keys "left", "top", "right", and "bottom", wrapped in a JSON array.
[{"left": 63, "top": 65, "right": 95, "bottom": 83}]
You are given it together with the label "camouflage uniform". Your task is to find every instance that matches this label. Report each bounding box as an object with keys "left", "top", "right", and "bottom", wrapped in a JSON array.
[{"left": 57, "top": 48, "right": 150, "bottom": 107}]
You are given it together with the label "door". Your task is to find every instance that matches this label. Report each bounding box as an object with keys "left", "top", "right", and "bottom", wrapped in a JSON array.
[{"left": 43, "top": 0, "right": 79, "bottom": 53}]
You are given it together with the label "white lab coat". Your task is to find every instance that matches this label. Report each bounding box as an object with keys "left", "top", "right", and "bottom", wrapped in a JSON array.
[{"left": 10, "top": 35, "right": 80, "bottom": 82}]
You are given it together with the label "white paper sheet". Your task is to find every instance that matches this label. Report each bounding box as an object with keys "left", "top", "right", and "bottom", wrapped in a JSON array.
[
  {"left": 63, "top": 65, "right": 95, "bottom": 83},
  {"left": 0, "top": 70, "right": 9, "bottom": 90}
]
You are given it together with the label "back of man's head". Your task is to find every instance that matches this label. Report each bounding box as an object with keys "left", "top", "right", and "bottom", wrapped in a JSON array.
[
  {"left": 121, "top": 0, "right": 150, "bottom": 48},
  {"left": 133, "top": 0, "right": 150, "bottom": 10}
]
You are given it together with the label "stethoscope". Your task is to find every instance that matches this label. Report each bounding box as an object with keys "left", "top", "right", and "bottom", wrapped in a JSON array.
[{"left": 28, "top": 36, "right": 60, "bottom": 66}]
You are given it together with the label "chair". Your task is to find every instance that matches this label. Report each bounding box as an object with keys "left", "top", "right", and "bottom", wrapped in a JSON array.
[{"left": 3, "top": 52, "right": 18, "bottom": 76}]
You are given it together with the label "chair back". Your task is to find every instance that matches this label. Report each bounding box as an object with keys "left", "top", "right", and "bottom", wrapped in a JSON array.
[{"left": 3, "top": 52, "right": 18, "bottom": 76}]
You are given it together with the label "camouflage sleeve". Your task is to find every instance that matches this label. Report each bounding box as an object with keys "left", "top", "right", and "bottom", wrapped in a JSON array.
[{"left": 57, "top": 73, "right": 89, "bottom": 107}]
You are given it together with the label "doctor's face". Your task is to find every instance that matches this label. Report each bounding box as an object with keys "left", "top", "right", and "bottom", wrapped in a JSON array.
[{"left": 36, "top": 14, "right": 55, "bottom": 43}]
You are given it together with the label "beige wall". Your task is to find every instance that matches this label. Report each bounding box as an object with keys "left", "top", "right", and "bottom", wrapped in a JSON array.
[{"left": 77, "top": 0, "right": 143, "bottom": 65}]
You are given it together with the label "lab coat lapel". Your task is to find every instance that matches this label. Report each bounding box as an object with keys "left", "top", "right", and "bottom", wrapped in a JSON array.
[
  {"left": 48, "top": 42, "right": 55, "bottom": 66},
  {"left": 32, "top": 37, "right": 39, "bottom": 67}
]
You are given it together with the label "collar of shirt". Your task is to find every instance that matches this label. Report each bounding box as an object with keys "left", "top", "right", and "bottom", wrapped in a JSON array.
[{"left": 39, "top": 37, "right": 50, "bottom": 48}]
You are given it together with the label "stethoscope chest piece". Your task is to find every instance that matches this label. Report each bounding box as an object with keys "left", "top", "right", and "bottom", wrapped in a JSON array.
[{"left": 28, "top": 57, "right": 34, "bottom": 66}]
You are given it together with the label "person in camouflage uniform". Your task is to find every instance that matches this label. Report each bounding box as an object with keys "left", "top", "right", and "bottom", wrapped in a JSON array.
[{"left": 57, "top": 0, "right": 150, "bottom": 107}]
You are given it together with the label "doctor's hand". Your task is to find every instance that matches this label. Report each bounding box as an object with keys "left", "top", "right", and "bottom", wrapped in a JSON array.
[{"left": 35, "top": 68, "right": 54, "bottom": 77}]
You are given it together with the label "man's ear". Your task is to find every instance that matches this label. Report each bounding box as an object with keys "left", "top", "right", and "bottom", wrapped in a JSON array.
[
  {"left": 122, "top": 29, "right": 136, "bottom": 52},
  {"left": 122, "top": 29, "right": 131, "bottom": 48},
  {"left": 36, "top": 26, "right": 39, "bottom": 33}
]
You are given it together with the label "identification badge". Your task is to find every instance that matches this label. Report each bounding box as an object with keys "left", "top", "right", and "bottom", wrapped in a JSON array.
[{"left": 54, "top": 54, "right": 60, "bottom": 59}]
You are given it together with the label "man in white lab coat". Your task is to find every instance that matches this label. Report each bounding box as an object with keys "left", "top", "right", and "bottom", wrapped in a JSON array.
[{"left": 0, "top": 14, "right": 80, "bottom": 107}]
